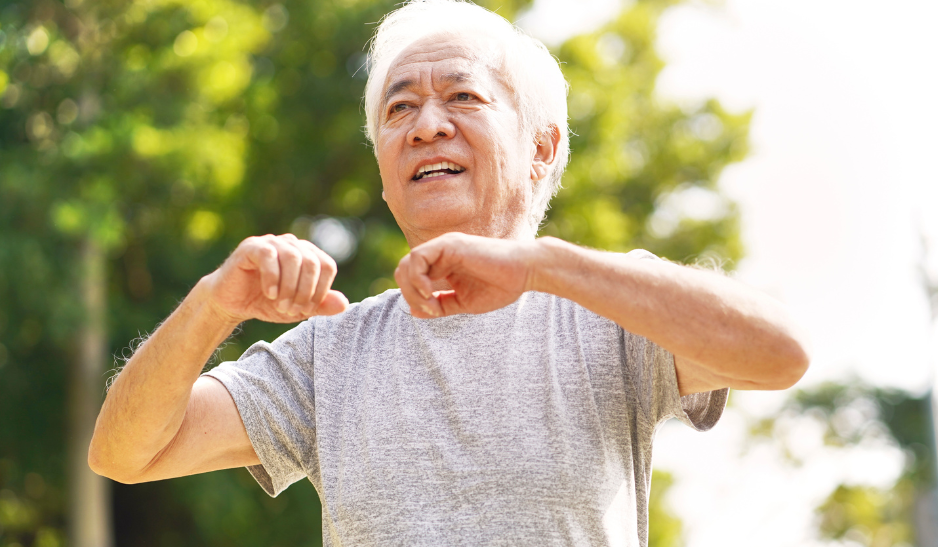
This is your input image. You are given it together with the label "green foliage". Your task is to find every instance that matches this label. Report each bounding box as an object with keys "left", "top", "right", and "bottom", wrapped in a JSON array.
[
  {"left": 476, "top": 0, "right": 530, "bottom": 21},
  {"left": 816, "top": 482, "right": 914, "bottom": 547},
  {"left": 0, "top": 463, "right": 65, "bottom": 547},
  {"left": 111, "top": 470, "right": 323, "bottom": 547},
  {"left": 550, "top": 0, "right": 749, "bottom": 264},
  {"left": 1, "top": 0, "right": 271, "bottom": 251},
  {"left": 785, "top": 381, "right": 935, "bottom": 485},
  {"left": 648, "top": 470, "right": 683, "bottom": 547},
  {"left": 750, "top": 380, "right": 936, "bottom": 546},
  {"left": 0, "top": 0, "right": 745, "bottom": 544},
  {"left": 0, "top": 0, "right": 311, "bottom": 544}
]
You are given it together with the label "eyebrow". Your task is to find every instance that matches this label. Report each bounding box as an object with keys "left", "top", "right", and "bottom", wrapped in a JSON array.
[{"left": 383, "top": 72, "right": 474, "bottom": 105}]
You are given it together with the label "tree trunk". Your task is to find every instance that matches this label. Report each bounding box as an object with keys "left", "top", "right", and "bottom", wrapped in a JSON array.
[{"left": 68, "top": 237, "right": 113, "bottom": 547}]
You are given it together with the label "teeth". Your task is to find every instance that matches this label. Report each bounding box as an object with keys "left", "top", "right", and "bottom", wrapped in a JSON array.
[{"left": 416, "top": 161, "right": 465, "bottom": 178}]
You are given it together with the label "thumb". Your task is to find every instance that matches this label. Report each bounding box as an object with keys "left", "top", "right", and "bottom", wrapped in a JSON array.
[{"left": 317, "top": 290, "right": 350, "bottom": 316}]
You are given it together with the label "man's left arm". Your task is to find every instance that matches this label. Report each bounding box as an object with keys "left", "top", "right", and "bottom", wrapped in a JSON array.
[{"left": 395, "top": 234, "right": 811, "bottom": 395}]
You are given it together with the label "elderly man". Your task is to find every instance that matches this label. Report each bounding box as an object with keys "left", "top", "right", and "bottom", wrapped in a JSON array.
[{"left": 89, "top": 1, "right": 810, "bottom": 545}]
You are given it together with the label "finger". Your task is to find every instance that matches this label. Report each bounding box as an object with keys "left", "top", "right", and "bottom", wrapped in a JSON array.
[
  {"left": 410, "top": 241, "right": 462, "bottom": 317},
  {"left": 435, "top": 290, "right": 466, "bottom": 316},
  {"left": 409, "top": 251, "right": 437, "bottom": 300},
  {"left": 289, "top": 241, "right": 321, "bottom": 315},
  {"left": 242, "top": 236, "right": 280, "bottom": 300},
  {"left": 413, "top": 233, "right": 467, "bottom": 284},
  {"left": 307, "top": 245, "right": 338, "bottom": 314},
  {"left": 316, "top": 290, "right": 349, "bottom": 316},
  {"left": 271, "top": 237, "right": 302, "bottom": 314},
  {"left": 395, "top": 256, "right": 437, "bottom": 318}
]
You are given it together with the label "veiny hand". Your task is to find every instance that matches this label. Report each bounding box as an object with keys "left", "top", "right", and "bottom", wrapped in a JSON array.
[
  {"left": 203, "top": 234, "right": 349, "bottom": 324},
  {"left": 395, "top": 232, "right": 538, "bottom": 318}
]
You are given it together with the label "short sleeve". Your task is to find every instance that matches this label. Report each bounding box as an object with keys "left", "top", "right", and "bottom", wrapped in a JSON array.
[
  {"left": 622, "top": 248, "right": 729, "bottom": 431},
  {"left": 624, "top": 332, "right": 728, "bottom": 431},
  {"left": 204, "top": 319, "right": 318, "bottom": 497}
]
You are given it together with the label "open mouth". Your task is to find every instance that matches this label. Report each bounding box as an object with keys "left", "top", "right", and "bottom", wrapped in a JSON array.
[{"left": 412, "top": 161, "right": 466, "bottom": 181}]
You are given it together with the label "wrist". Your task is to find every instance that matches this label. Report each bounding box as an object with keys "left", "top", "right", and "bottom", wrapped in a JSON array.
[
  {"left": 527, "top": 236, "right": 581, "bottom": 295},
  {"left": 191, "top": 275, "right": 246, "bottom": 332}
]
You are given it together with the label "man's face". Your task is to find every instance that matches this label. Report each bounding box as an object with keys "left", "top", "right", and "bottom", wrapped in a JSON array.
[{"left": 376, "top": 34, "right": 537, "bottom": 244}]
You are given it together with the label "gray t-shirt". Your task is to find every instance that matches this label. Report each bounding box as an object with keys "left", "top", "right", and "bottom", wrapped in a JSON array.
[{"left": 207, "top": 285, "right": 727, "bottom": 547}]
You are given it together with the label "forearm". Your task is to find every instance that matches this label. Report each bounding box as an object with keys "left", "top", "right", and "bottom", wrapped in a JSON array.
[
  {"left": 529, "top": 237, "right": 810, "bottom": 390},
  {"left": 88, "top": 277, "right": 241, "bottom": 482}
]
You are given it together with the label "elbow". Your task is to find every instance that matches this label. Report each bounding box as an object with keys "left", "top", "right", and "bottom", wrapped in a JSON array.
[
  {"left": 87, "top": 437, "right": 145, "bottom": 485},
  {"left": 783, "top": 324, "right": 812, "bottom": 388},
  {"left": 761, "top": 334, "right": 812, "bottom": 390},
  {"left": 87, "top": 432, "right": 106, "bottom": 476},
  {"left": 86, "top": 441, "right": 120, "bottom": 482}
]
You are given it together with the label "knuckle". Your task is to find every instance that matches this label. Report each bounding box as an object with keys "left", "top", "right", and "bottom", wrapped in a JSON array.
[
  {"left": 252, "top": 244, "right": 277, "bottom": 263},
  {"left": 280, "top": 247, "right": 301, "bottom": 263},
  {"left": 301, "top": 254, "right": 318, "bottom": 270},
  {"left": 241, "top": 236, "right": 263, "bottom": 252}
]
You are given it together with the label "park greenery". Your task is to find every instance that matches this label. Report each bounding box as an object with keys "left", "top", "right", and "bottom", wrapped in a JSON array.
[
  {"left": 2, "top": 0, "right": 929, "bottom": 545},
  {"left": 734, "top": 379, "right": 937, "bottom": 547}
]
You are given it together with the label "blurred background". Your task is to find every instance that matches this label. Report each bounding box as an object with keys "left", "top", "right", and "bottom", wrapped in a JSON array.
[{"left": 0, "top": 0, "right": 935, "bottom": 545}]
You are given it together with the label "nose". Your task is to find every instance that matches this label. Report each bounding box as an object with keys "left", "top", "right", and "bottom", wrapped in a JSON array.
[{"left": 407, "top": 102, "right": 455, "bottom": 145}]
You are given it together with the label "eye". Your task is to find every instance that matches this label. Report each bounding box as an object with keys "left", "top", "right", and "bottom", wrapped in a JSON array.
[
  {"left": 455, "top": 92, "right": 474, "bottom": 101},
  {"left": 391, "top": 103, "right": 409, "bottom": 114}
]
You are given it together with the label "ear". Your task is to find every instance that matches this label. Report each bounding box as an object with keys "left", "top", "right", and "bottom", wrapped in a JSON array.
[{"left": 530, "top": 124, "right": 561, "bottom": 182}]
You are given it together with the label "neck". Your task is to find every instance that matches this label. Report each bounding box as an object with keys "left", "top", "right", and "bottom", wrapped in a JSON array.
[{"left": 402, "top": 219, "right": 535, "bottom": 249}]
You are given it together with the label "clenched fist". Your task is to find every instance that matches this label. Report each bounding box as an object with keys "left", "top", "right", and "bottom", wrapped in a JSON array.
[
  {"left": 395, "top": 232, "right": 539, "bottom": 319},
  {"left": 202, "top": 233, "right": 349, "bottom": 324}
]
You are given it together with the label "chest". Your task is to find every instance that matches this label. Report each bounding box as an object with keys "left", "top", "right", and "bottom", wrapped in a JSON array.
[{"left": 312, "top": 312, "right": 639, "bottom": 509}]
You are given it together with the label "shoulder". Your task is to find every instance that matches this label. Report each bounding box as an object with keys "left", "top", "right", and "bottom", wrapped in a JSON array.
[
  {"left": 311, "top": 288, "right": 406, "bottom": 335},
  {"left": 522, "top": 290, "right": 619, "bottom": 337}
]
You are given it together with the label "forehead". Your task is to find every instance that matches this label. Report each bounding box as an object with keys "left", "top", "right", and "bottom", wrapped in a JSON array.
[{"left": 384, "top": 33, "right": 505, "bottom": 92}]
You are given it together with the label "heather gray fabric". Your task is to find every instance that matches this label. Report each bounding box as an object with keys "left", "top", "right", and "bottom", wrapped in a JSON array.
[{"left": 207, "top": 273, "right": 728, "bottom": 547}]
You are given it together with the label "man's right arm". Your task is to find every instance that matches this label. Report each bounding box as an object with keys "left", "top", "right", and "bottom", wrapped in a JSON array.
[{"left": 88, "top": 234, "right": 348, "bottom": 484}]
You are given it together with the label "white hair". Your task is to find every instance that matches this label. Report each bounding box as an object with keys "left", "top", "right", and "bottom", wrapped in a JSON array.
[{"left": 363, "top": 0, "right": 570, "bottom": 231}]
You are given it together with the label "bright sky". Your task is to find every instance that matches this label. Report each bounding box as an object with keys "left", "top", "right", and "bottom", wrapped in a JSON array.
[{"left": 520, "top": 0, "right": 938, "bottom": 545}]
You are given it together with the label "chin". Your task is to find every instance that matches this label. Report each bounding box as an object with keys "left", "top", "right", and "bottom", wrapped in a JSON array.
[
  {"left": 403, "top": 194, "right": 475, "bottom": 227},
  {"left": 409, "top": 210, "right": 475, "bottom": 234}
]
